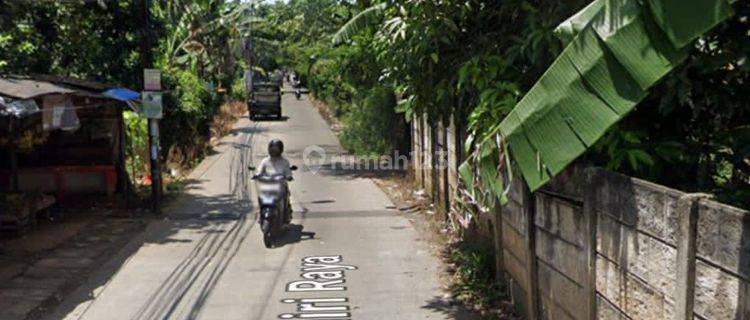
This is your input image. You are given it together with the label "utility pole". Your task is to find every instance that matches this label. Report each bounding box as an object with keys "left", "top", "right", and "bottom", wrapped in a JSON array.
[{"left": 139, "top": 0, "right": 162, "bottom": 214}]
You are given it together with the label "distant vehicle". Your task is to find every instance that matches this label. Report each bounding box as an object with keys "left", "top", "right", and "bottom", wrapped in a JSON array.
[{"left": 248, "top": 82, "right": 282, "bottom": 120}]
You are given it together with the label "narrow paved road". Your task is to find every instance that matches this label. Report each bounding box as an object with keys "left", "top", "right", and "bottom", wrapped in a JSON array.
[{"left": 45, "top": 88, "right": 464, "bottom": 320}]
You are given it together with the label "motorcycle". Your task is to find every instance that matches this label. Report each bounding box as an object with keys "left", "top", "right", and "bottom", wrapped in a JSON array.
[
  {"left": 295, "top": 88, "right": 301, "bottom": 100},
  {"left": 248, "top": 165, "right": 298, "bottom": 248}
]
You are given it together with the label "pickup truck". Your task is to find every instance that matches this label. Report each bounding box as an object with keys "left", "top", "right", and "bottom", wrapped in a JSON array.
[{"left": 248, "top": 82, "right": 281, "bottom": 120}]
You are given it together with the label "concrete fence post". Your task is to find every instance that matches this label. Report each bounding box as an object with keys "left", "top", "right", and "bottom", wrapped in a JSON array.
[
  {"left": 674, "top": 194, "right": 711, "bottom": 320},
  {"left": 413, "top": 113, "right": 423, "bottom": 189},
  {"left": 423, "top": 115, "right": 433, "bottom": 196},
  {"left": 493, "top": 204, "right": 505, "bottom": 283},
  {"left": 582, "top": 168, "right": 601, "bottom": 320},
  {"left": 439, "top": 120, "right": 449, "bottom": 218},
  {"left": 522, "top": 184, "right": 540, "bottom": 320}
]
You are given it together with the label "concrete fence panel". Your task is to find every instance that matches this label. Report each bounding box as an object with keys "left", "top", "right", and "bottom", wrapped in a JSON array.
[{"left": 408, "top": 118, "right": 750, "bottom": 320}]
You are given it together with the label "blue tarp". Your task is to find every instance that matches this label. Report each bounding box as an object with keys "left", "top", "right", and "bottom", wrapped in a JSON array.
[{"left": 103, "top": 88, "right": 140, "bottom": 102}]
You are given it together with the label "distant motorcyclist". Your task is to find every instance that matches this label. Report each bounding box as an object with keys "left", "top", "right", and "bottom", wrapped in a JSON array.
[
  {"left": 291, "top": 73, "right": 300, "bottom": 88},
  {"left": 255, "top": 139, "right": 293, "bottom": 222}
]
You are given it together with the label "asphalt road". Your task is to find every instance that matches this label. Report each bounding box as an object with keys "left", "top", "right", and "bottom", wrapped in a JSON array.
[{"left": 45, "top": 88, "right": 465, "bottom": 320}]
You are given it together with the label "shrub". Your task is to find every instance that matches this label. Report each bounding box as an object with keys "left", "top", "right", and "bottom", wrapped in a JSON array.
[
  {"left": 160, "top": 68, "right": 218, "bottom": 167},
  {"left": 340, "top": 86, "right": 400, "bottom": 156},
  {"left": 230, "top": 76, "right": 247, "bottom": 102}
]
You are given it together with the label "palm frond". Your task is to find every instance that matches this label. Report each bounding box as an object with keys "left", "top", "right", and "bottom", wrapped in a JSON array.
[{"left": 332, "top": 3, "right": 387, "bottom": 45}]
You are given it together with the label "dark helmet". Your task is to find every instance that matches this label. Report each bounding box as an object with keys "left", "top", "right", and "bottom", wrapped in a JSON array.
[{"left": 268, "top": 139, "right": 284, "bottom": 157}]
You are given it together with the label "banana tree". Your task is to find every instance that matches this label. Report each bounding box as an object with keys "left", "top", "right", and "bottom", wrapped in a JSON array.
[
  {"left": 152, "top": 0, "right": 267, "bottom": 77},
  {"left": 461, "top": 0, "right": 739, "bottom": 207}
]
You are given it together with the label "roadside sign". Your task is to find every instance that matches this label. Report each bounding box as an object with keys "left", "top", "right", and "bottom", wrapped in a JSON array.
[
  {"left": 144, "top": 69, "right": 161, "bottom": 91},
  {"left": 142, "top": 92, "right": 163, "bottom": 119}
]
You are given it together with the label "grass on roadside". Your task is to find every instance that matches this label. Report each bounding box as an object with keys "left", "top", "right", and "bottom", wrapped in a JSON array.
[{"left": 443, "top": 238, "right": 508, "bottom": 314}]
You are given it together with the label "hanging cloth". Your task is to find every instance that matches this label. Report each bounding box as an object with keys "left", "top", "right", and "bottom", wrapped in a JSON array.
[{"left": 42, "top": 94, "right": 79, "bottom": 131}]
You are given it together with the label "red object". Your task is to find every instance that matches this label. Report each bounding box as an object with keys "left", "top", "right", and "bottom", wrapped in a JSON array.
[
  {"left": 0, "top": 165, "right": 118, "bottom": 202},
  {"left": 141, "top": 175, "right": 153, "bottom": 186}
]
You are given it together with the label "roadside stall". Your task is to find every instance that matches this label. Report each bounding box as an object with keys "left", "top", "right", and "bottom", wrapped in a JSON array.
[{"left": 0, "top": 75, "right": 139, "bottom": 234}]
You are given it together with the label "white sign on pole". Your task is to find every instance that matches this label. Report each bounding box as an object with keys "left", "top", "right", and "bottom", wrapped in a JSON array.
[
  {"left": 142, "top": 92, "right": 163, "bottom": 119},
  {"left": 144, "top": 69, "right": 161, "bottom": 91}
]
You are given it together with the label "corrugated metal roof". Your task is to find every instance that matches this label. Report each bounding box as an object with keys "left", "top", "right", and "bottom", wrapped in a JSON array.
[
  {"left": 32, "top": 75, "right": 111, "bottom": 91},
  {"left": 0, "top": 76, "right": 76, "bottom": 99}
]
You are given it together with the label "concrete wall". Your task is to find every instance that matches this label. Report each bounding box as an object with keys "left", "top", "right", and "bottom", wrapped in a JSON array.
[{"left": 410, "top": 117, "right": 750, "bottom": 319}]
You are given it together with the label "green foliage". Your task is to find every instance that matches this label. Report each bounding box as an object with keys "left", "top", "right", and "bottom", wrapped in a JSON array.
[
  {"left": 159, "top": 67, "right": 221, "bottom": 162},
  {"left": 340, "top": 86, "right": 399, "bottom": 156},
  {"left": 445, "top": 238, "right": 506, "bottom": 311},
  {"left": 230, "top": 76, "right": 246, "bottom": 101},
  {"left": 586, "top": 1, "right": 750, "bottom": 207},
  {"left": 330, "top": 0, "right": 748, "bottom": 209},
  {"left": 0, "top": 0, "right": 255, "bottom": 172},
  {"left": 457, "top": 56, "right": 521, "bottom": 141},
  {"left": 249, "top": 1, "right": 404, "bottom": 156},
  {"left": 123, "top": 111, "right": 148, "bottom": 182},
  {"left": 0, "top": 1, "right": 141, "bottom": 84}
]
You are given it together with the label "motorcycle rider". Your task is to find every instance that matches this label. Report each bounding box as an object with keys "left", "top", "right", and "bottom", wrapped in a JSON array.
[{"left": 255, "top": 139, "right": 293, "bottom": 223}]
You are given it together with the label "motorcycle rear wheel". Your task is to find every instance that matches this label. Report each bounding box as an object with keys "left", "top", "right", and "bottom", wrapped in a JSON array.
[{"left": 261, "top": 220, "right": 273, "bottom": 248}]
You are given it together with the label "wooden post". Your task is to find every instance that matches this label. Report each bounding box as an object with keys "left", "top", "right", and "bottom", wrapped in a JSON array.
[
  {"left": 139, "top": 0, "right": 162, "bottom": 214},
  {"left": 582, "top": 168, "right": 601, "bottom": 320},
  {"left": 117, "top": 106, "right": 130, "bottom": 208},
  {"left": 522, "top": 184, "right": 539, "bottom": 320},
  {"left": 673, "top": 194, "right": 709, "bottom": 320}
]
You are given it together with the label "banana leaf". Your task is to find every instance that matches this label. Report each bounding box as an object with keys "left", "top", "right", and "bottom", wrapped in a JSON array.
[
  {"left": 645, "top": 0, "right": 733, "bottom": 48},
  {"left": 554, "top": 0, "right": 604, "bottom": 44},
  {"left": 483, "top": 0, "right": 735, "bottom": 192}
]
